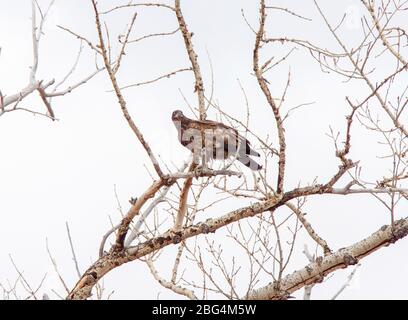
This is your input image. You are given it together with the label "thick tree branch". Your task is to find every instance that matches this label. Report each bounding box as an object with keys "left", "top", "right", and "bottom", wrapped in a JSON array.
[
  {"left": 67, "top": 165, "right": 371, "bottom": 300},
  {"left": 246, "top": 217, "right": 408, "bottom": 299}
]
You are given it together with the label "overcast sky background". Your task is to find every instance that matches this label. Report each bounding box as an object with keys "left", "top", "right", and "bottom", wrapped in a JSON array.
[{"left": 0, "top": 0, "right": 407, "bottom": 300}]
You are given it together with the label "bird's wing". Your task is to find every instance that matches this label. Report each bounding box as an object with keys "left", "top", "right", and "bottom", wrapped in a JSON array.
[
  {"left": 183, "top": 117, "right": 260, "bottom": 158},
  {"left": 223, "top": 128, "right": 260, "bottom": 157},
  {"left": 195, "top": 119, "right": 254, "bottom": 152},
  {"left": 187, "top": 118, "right": 223, "bottom": 130}
]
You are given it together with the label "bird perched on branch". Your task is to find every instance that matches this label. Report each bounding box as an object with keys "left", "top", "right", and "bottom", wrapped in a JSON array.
[{"left": 172, "top": 110, "right": 262, "bottom": 170}]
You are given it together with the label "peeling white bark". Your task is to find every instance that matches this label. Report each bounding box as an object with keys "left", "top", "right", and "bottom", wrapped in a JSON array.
[{"left": 246, "top": 218, "right": 408, "bottom": 299}]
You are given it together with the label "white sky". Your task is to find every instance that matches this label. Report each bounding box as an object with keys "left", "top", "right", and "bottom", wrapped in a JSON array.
[{"left": 0, "top": 0, "right": 407, "bottom": 300}]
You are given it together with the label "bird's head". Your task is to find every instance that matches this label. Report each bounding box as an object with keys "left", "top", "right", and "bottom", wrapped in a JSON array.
[{"left": 172, "top": 110, "right": 184, "bottom": 121}]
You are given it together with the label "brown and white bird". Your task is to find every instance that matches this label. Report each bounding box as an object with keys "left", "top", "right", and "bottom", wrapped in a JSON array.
[{"left": 172, "top": 110, "right": 262, "bottom": 170}]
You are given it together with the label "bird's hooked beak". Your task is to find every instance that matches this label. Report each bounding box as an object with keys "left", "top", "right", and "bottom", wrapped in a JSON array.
[{"left": 172, "top": 110, "right": 184, "bottom": 121}]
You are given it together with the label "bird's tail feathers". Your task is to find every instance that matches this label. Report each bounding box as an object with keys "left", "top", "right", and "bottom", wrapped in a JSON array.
[
  {"left": 237, "top": 155, "right": 262, "bottom": 171},
  {"left": 243, "top": 142, "right": 260, "bottom": 157}
]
